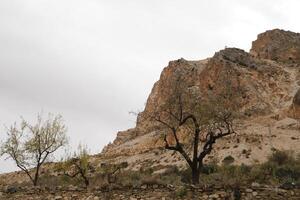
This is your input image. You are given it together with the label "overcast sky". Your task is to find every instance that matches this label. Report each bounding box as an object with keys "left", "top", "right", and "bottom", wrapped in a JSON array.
[{"left": 1, "top": 0, "right": 300, "bottom": 173}]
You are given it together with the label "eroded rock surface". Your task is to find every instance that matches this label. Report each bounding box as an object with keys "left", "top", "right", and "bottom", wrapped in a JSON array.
[{"left": 250, "top": 29, "right": 300, "bottom": 64}]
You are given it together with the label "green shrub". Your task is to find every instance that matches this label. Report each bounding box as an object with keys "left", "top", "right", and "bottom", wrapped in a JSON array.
[
  {"left": 201, "top": 164, "right": 218, "bottom": 174},
  {"left": 179, "top": 168, "right": 192, "bottom": 184},
  {"left": 275, "top": 165, "right": 300, "bottom": 181},
  {"left": 117, "top": 171, "right": 142, "bottom": 187},
  {"left": 175, "top": 186, "right": 187, "bottom": 198},
  {"left": 222, "top": 165, "right": 237, "bottom": 176},
  {"left": 269, "top": 151, "right": 292, "bottom": 166},
  {"left": 240, "top": 164, "right": 251, "bottom": 174},
  {"left": 222, "top": 155, "right": 235, "bottom": 165}
]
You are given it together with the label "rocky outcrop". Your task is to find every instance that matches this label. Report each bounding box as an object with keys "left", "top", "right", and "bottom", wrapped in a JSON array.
[
  {"left": 250, "top": 29, "right": 300, "bottom": 64},
  {"left": 105, "top": 47, "right": 292, "bottom": 149}
]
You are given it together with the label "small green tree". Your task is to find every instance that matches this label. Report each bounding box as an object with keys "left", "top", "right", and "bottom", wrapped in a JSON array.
[
  {"left": 60, "top": 144, "right": 91, "bottom": 188},
  {"left": 99, "top": 162, "right": 128, "bottom": 184},
  {"left": 0, "top": 113, "right": 68, "bottom": 186}
]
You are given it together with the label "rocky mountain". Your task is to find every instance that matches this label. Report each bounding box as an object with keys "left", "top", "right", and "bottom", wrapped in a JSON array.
[{"left": 100, "top": 29, "right": 300, "bottom": 171}]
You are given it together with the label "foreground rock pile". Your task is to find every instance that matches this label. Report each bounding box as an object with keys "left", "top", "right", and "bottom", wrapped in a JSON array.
[{"left": 1, "top": 183, "right": 299, "bottom": 200}]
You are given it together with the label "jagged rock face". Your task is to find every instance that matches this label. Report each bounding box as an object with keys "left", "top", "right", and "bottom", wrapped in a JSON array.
[
  {"left": 140, "top": 47, "right": 290, "bottom": 125},
  {"left": 251, "top": 29, "right": 300, "bottom": 64},
  {"left": 102, "top": 29, "right": 300, "bottom": 170},
  {"left": 198, "top": 48, "right": 290, "bottom": 116},
  {"left": 106, "top": 47, "right": 291, "bottom": 147}
]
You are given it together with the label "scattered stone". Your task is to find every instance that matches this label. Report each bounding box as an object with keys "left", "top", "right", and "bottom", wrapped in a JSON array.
[
  {"left": 153, "top": 184, "right": 158, "bottom": 189},
  {"left": 141, "top": 185, "right": 147, "bottom": 189},
  {"left": 209, "top": 193, "right": 219, "bottom": 199},
  {"left": 280, "top": 182, "right": 296, "bottom": 190},
  {"left": 253, "top": 191, "right": 258, "bottom": 196},
  {"left": 54, "top": 196, "right": 63, "bottom": 200},
  {"left": 6, "top": 186, "right": 17, "bottom": 194},
  {"left": 246, "top": 188, "right": 253, "bottom": 193},
  {"left": 251, "top": 182, "right": 260, "bottom": 188}
]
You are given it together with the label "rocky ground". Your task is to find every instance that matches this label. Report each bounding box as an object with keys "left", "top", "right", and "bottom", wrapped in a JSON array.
[{"left": 1, "top": 183, "right": 299, "bottom": 200}]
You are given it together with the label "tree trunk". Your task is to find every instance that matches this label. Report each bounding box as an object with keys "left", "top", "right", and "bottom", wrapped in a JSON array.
[
  {"left": 84, "top": 177, "right": 89, "bottom": 187},
  {"left": 33, "top": 165, "right": 40, "bottom": 186},
  {"left": 191, "top": 160, "right": 203, "bottom": 185},
  {"left": 33, "top": 173, "right": 39, "bottom": 186},
  {"left": 81, "top": 172, "right": 89, "bottom": 188},
  {"left": 191, "top": 168, "right": 200, "bottom": 185}
]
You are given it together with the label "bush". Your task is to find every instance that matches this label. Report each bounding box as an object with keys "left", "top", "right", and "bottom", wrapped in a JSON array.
[
  {"left": 179, "top": 168, "right": 192, "bottom": 184},
  {"left": 269, "top": 151, "right": 292, "bottom": 166},
  {"left": 222, "top": 155, "right": 235, "bottom": 165},
  {"left": 222, "top": 165, "right": 238, "bottom": 177},
  {"left": 248, "top": 151, "right": 300, "bottom": 184},
  {"left": 240, "top": 164, "right": 251, "bottom": 174},
  {"left": 275, "top": 165, "right": 300, "bottom": 181},
  {"left": 175, "top": 186, "right": 187, "bottom": 198},
  {"left": 201, "top": 164, "right": 218, "bottom": 174}
]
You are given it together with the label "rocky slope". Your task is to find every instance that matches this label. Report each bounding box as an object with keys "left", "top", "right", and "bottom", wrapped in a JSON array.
[{"left": 101, "top": 29, "right": 300, "bottom": 171}]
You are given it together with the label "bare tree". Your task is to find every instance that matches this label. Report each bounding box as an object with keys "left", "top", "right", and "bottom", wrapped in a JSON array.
[
  {"left": 99, "top": 162, "right": 128, "bottom": 184},
  {"left": 60, "top": 144, "right": 91, "bottom": 188},
  {"left": 145, "top": 72, "right": 242, "bottom": 184},
  {"left": 0, "top": 113, "right": 68, "bottom": 186}
]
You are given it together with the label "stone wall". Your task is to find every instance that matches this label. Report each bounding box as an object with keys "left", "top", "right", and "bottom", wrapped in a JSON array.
[{"left": 1, "top": 183, "right": 299, "bottom": 200}]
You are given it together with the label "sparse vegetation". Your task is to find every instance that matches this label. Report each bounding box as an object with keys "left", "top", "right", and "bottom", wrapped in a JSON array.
[
  {"left": 106, "top": 151, "right": 300, "bottom": 188},
  {"left": 222, "top": 155, "right": 235, "bottom": 165},
  {"left": 175, "top": 186, "right": 188, "bottom": 198},
  {"left": 0, "top": 113, "right": 68, "bottom": 186},
  {"left": 59, "top": 144, "right": 91, "bottom": 188}
]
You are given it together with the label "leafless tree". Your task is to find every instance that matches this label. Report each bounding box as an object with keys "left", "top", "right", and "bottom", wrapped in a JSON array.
[
  {"left": 60, "top": 144, "right": 91, "bottom": 188},
  {"left": 99, "top": 162, "right": 128, "bottom": 184},
  {"left": 0, "top": 113, "right": 68, "bottom": 186},
  {"left": 145, "top": 73, "right": 242, "bottom": 184}
]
